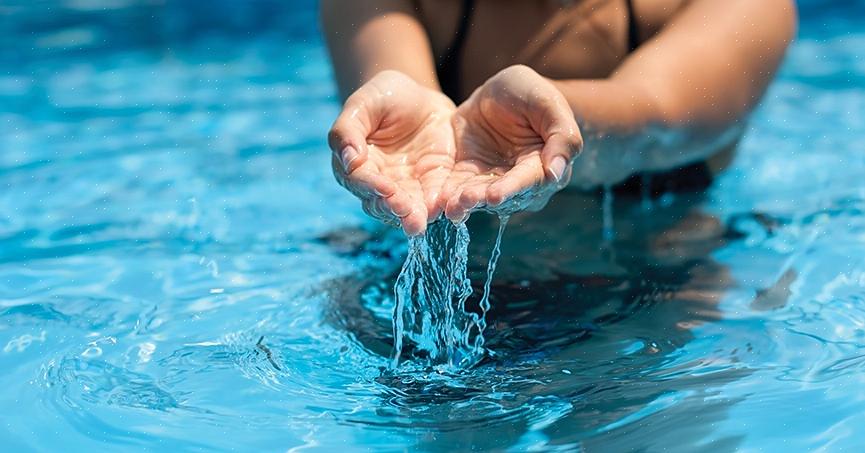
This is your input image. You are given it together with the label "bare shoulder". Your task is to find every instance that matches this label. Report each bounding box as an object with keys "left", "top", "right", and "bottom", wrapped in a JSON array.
[{"left": 637, "top": 0, "right": 796, "bottom": 41}]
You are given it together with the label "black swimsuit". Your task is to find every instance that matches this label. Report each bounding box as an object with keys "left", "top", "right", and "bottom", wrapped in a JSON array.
[
  {"left": 420, "top": 0, "right": 714, "bottom": 194},
  {"left": 434, "top": 0, "right": 642, "bottom": 101}
]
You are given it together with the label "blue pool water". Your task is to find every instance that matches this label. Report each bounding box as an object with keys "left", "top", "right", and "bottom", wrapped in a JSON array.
[{"left": 2, "top": 0, "right": 865, "bottom": 451}]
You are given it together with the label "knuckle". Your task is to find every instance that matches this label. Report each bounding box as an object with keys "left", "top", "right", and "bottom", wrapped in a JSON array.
[
  {"left": 327, "top": 126, "right": 346, "bottom": 150},
  {"left": 487, "top": 187, "right": 504, "bottom": 205},
  {"left": 344, "top": 89, "right": 366, "bottom": 107},
  {"left": 501, "top": 64, "right": 531, "bottom": 78},
  {"left": 459, "top": 188, "right": 476, "bottom": 203}
]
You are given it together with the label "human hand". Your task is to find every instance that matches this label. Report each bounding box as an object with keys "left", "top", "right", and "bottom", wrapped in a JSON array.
[
  {"left": 328, "top": 70, "right": 456, "bottom": 235},
  {"left": 440, "top": 65, "right": 582, "bottom": 222}
]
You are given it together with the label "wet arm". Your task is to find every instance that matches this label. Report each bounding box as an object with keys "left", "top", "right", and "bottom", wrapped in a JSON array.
[
  {"left": 319, "top": 0, "right": 440, "bottom": 100},
  {"left": 551, "top": 0, "right": 797, "bottom": 187}
]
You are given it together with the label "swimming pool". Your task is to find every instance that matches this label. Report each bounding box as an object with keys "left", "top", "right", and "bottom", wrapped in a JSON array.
[{"left": 2, "top": 0, "right": 865, "bottom": 450}]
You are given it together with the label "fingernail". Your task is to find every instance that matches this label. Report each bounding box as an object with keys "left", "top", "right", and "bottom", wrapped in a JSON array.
[
  {"left": 340, "top": 146, "right": 359, "bottom": 172},
  {"left": 450, "top": 210, "right": 469, "bottom": 224},
  {"left": 393, "top": 205, "right": 414, "bottom": 219},
  {"left": 549, "top": 156, "right": 567, "bottom": 183}
]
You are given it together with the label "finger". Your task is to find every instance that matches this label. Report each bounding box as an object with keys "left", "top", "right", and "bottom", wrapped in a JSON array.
[
  {"left": 328, "top": 95, "right": 375, "bottom": 174},
  {"left": 538, "top": 99, "right": 582, "bottom": 182},
  {"left": 419, "top": 168, "right": 451, "bottom": 222},
  {"left": 541, "top": 131, "right": 582, "bottom": 185},
  {"left": 424, "top": 186, "right": 444, "bottom": 222},
  {"left": 486, "top": 158, "right": 546, "bottom": 207},
  {"left": 333, "top": 157, "right": 397, "bottom": 199},
  {"left": 444, "top": 186, "right": 468, "bottom": 222},
  {"left": 437, "top": 170, "right": 472, "bottom": 220},
  {"left": 361, "top": 185, "right": 429, "bottom": 235},
  {"left": 531, "top": 91, "right": 582, "bottom": 183},
  {"left": 385, "top": 191, "right": 428, "bottom": 236},
  {"left": 381, "top": 190, "right": 415, "bottom": 218},
  {"left": 362, "top": 198, "right": 398, "bottom": 227},
  {"left": 445, "top": 182, "right": 487, "bottom": 222},
  {"left": 400, "top": 204, "right": 428, "bottom": 236},
  {"left": 437, "top": 178, "right": 459, "bottom": 213}
]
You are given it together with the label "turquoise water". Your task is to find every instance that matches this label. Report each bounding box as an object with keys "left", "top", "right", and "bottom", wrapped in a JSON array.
[{"left": 3, "top": 0, "right": 865, "bottom": 451}]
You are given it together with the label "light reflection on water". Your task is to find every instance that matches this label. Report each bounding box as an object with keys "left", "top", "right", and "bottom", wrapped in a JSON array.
[{"left": 2, "top": 0, "right": 865, "bottom": 451}]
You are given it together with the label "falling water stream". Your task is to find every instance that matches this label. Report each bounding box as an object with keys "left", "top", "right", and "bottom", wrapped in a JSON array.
[
  {"left": 391, "top": 215, "right": 509, "bottom": 370},
  {"left": 602, "top": 185, "right": 615, "bottom": 243}
]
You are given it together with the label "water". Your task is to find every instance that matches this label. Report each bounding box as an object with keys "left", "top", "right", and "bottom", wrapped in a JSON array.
[
  {"left": 3, "top": 0, "right": 865, "bottom": 450},
  {"left": 474, "top": 215, "right": 508, "bottom": 352},
  {"left": 602, "top": 185, "right": 615, "bottom": 242},
  {"left": 391, "top": 220, "right": 475, "bottom": 369},
  {"left": 390, "top": 215, "right": 508, "bottom": 370}
]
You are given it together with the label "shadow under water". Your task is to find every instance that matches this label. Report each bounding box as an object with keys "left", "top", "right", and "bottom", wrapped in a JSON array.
[{"left": 321, "top": 185, "right": 764, "bottom": 451}]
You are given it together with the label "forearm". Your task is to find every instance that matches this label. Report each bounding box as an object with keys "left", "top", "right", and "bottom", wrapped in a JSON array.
[
  {"left": 320, "top": 0, "right": 440, "bottom": 100},
  {"left": 549, "top": 0, "right": 796, "bottom": 188},
  {"left": 550, "top": 78, "right": 744, "bottom": 188}
]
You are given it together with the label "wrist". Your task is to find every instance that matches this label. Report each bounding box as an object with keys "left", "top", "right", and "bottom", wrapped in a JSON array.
[{"left": 367, "top": 68, "right": 444, "bottom": 95}]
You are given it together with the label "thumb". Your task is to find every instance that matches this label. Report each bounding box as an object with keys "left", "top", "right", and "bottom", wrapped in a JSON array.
[
  {"left": 541, "top": 130, "right": 582, "bottom": 185},
  {"left": 328, "top": 96, "right": 376, "bottom": 174},
  {"left": 539, "top": 97, "right": 582, "bottom": 184},
  {"left": 523, "top": 87, "right": 583, "bottom": 185}
]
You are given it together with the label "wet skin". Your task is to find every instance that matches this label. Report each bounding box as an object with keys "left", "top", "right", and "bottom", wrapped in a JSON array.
[{"left": 321, "top": 0, "right": 797, "bottom": 234}]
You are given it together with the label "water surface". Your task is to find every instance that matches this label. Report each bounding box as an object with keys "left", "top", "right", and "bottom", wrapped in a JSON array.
[{"left": 2, "top": 0, "right": 865, "bottom": 451}]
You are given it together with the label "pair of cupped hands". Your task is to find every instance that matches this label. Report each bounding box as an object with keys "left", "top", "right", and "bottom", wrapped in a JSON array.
[{"left": 329, "top": 65, "right": 583, "bottom": 236}]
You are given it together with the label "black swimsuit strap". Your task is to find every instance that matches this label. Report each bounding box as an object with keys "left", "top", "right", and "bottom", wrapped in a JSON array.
[
  {"left": 437, "top": 0, "right": 475, "bottom": 101},
  {"left": 436, "top": 0, "right": 637, "bottom": 100},
  {"left": 625, "top": 0, "right": 640, "bottom": 53}
]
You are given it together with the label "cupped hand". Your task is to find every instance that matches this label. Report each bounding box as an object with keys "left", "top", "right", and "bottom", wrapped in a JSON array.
[
  {"left": 440, "top": 65, "right": 583, "bottom": 222},
  {"left": 328, "top": 71, "right": 456, "bottom": 235}
]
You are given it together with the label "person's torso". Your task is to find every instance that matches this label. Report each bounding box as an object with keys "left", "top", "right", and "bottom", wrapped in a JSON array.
[
  {"left": 415, "top": 0, "right": 731, "bottom": 194},
  {"left": 415, "top": 0, "right": 689, "bottom": 102}
]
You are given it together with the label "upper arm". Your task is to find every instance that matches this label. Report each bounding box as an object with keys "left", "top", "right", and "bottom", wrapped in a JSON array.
[
  {"left": 320, "top": 0, "right": 440, "bottom": 99},
  {"left": 613, "top": 0, "right": 797, "bottom": 126}
]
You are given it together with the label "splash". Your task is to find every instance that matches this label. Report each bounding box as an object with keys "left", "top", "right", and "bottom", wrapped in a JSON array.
[
  {"left": 389, "top": 165, "right": 564, "bottom": 371},
  {"left": 391, "top": 216, "right": 509, "bottom": 371}
]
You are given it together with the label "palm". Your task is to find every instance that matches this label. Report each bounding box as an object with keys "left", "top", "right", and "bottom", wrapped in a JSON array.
[
  {"left": 331, "top": 67, "right": 579, "bottom": 233},
  {"left": 329, "top": 71, "right": 456, "bottom": 234},
  {"left": 439, "top": 66, "right": 581, "bottom": 222},
  {"left": 441, "top": 98, "right": 549, "bottom": 221},
  {"left": 364, "top": 103, "right": 455, "bottom": 222}
]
